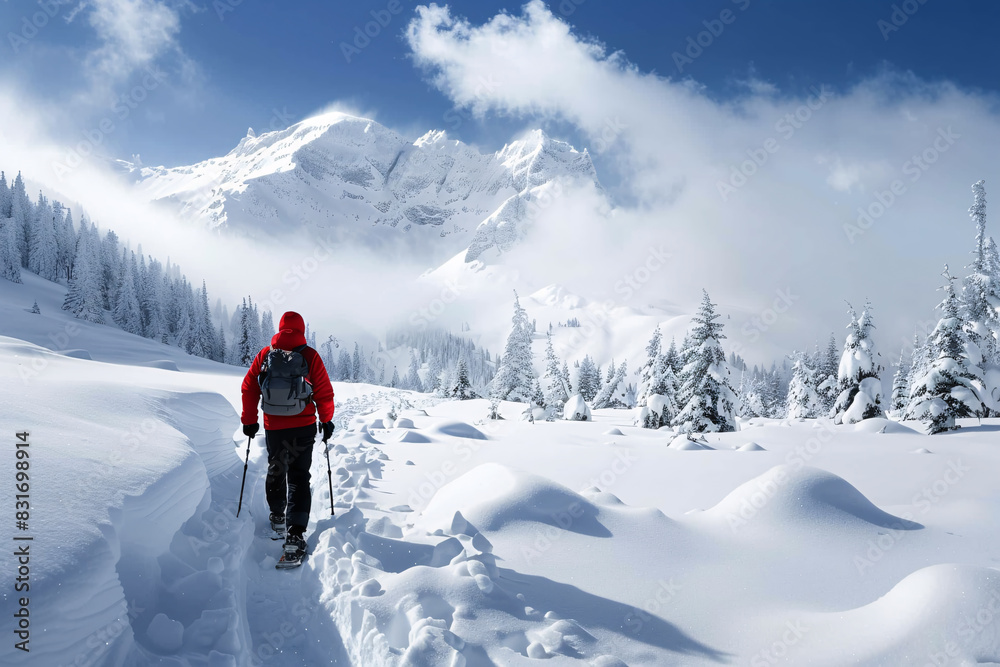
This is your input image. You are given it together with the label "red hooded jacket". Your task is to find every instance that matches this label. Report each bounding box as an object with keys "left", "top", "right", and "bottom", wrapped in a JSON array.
[{"left": 241, "top": 311, "right": 335, "bottom": 431}]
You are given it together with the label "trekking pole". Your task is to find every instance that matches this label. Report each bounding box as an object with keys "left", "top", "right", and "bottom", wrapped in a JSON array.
[
  {"left": 237, "top": 435, "right": 252, "bottom": 517},
  {"left": 324, "top": 432, "right": 335, "bottom": 517}
]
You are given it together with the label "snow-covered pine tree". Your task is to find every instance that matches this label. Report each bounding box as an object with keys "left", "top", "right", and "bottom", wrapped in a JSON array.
[
  {"left": 672, "top": 290, "right": 737, "bottom": 433},
  {"left": 0, "top": 218, "right": 21, "bottom": 283},
  {"left": 576, "top": 355, "right": 600, "bottom": 401},
  {"left": 232, "top": 298, "right": 259, "bottom": 366},
  {"left": 9, "top": 173, "right": 31, "bottom": 269},
  {"left": 199, "top": 281, "right": 219, "bottom": 360},
  {"left": 406, "top": 351, "right": 423, "bottom": 392},
  {"left": 260, "top": 310, "right": 275, "bottom": 348},
  {"left": 141, "top": 256, "right": 164, "bottom": 340},
  {"left": 62, "top": 226, "right": 105, "bottom": 323},
  {"left": 637, "top": 326, "right": 663, "bottom": 407},
  {"left": 351, "top": 343, "right": 362, "bottom": 382},
  {"left": 889, "top": 349, "right": 910, "bottom": 418},
  {"left": 30, "top": 299, "right": 40, "bottom": 314},
  {"left": 542, "top": 332, "right": 568, "bottom": 409},
  {"left": 336, "top": 350, "right": 352, "bottom": 381},
  {"left": 450, "top": 357, "right": 476, "bottom": 399},
  {"left": 426, "top": 354, "right": 444, "bottom": 393},
  {"left": 98, "top": 231, "right": 120, "bottom": 309},
  {"left": 907, "top": 266, "right": 986, "bottom": 433},
  {"left": 390, "top": 367, "right": 400, "bottom": 388},
  {"left": 816, "top": 333, "right": 840, "bottom": 412},
  {"left": 490, "top": 291, "right": 536, "bottom": 402},
  {"left": 0, "top": 172, "right": 9, "bottom": 219},
  {"left": 216, "top": 324, "right": 227, "bottom": 363},
  {"left": 592, "top": 359, "right": 628, "bottom": 409},
  {"left": 960, "top": 180, "right": 999, "bottom": 369},
  {"left": 561, "top": 360, "right": 572, "bottom": 395},
  {"left": 831, "top": 302, "right": 885, "bottom": 424},
  {"left": 28, "top": 194, "right": 58, "bottom": 281},
  {"left": 664, "top": 337, "right": 681, "bottom": 377},
  {"left": 737, "top": 372, "right": 768, "bottom": 418},
  {"left": 531, "top": 379, "right": 546, "bottom": 409},
  {"left": 113, "top": 251, "right": 142, "bottom": 335},
  {"left": 640, "top": 353, "right": 679, "bottom": 429},
  {"left": 174, "top": 283, "right": 194, "bottom": 353},
  {"left": 55, "top": 205, "right": 77, "bottom": 283},
  {"left": 785, "top": 353, "right": 822, "bottom": 419}
]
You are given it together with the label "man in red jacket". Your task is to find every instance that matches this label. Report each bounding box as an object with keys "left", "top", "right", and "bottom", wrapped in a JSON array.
[{"left": 241, "top": 311, "right": 335, "bottom": 562}]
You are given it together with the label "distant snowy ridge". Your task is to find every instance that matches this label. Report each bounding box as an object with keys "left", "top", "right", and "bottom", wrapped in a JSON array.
[{"left": 130, "top": 112, "right": 604, "bottom": 263}]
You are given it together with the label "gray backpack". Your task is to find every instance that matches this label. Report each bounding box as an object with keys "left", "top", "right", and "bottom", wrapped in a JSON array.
[{"left": 258, "top": 345, "right": 314, "bottom": 416}]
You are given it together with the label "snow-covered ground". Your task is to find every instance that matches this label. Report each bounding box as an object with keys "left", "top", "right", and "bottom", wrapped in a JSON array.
[{"left": 3, "top": 274, "right": 1000, "bottom": 666}]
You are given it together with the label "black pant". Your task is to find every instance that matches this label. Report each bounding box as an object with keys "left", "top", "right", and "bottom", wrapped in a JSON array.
[{"left": 264, "top": 423, "right": 316, "bottom": 531}]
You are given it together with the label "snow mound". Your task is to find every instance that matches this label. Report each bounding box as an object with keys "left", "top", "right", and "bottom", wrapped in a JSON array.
[
  {"left": 418, "top": 463, "right": 605, "bottom": 536},
  {"left": 135, "top": 359, "right": 180, "bottom": 371},
  {"left": 807, "top": 564, "right": 1000, "bottom": 665},
  {"left": 853, "top": 418, "right": 919, "bottom": 434},
  {"left": 389, "top": 430, "right": 433, "bottom": 444},
  {"left": 393, "top": 417, "right": 417, "bottom": 429},
  {"left": 603, "top": 428, "right": 624, "bottom": 436},
  {"left": 427, "top": 420, "right": 487, "bottom": 440},
  {"left": 736, "top": 442, "right": 766, "bottom": 451},
  {"left": 669, "top": 435, "right": 715, "bottom": 450},
  {"left": 912, "top": 447, "right": 933, "bottom": 454},
  {"left": 706, "top": 465, "right": 923, "bottom": 532},
  {"left": 59, "top": 348, "right": 92, "bottom": 360}
]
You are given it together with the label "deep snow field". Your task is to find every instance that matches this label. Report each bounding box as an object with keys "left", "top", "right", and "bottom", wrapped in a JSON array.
[{"left": 2, "top": 273, "right": 1000, "bottom": 666}]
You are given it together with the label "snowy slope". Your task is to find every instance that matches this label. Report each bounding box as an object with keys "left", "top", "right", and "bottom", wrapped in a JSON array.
[
  {"left": 129, "top": 112, "right": 603, "bottom": 265},
  {"left": 4, "top": 277, "right": 1000, "bottom": 666}
]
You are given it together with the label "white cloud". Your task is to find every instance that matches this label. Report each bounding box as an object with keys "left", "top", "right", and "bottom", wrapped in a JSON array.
[
  {"left": 406, "top": 1, "right": 1000, "bottom": 363},
  {"left": 81, "top": 0, "right": 183, "bottom": 103}
]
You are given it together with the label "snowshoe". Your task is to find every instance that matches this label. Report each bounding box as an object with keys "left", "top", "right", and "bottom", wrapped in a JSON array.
[
  {"left": 276, "top": 534, "right": 307, "bottom": 570},
  {"left": 268, "top": 512, "right": 285, "bottom": 540}
]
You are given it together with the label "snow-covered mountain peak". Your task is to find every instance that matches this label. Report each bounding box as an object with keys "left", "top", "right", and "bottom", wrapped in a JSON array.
[
  {"left": 132, "top": 112, "right": 606, "bottom": 266},
  {"left": 414, "top": 129, "right": 452, "bottom": 148}
]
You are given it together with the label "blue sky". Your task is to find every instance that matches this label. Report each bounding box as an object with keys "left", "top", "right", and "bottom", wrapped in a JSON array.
[{"left": 2, "top": 0, "right": 999, "bottom": 168}]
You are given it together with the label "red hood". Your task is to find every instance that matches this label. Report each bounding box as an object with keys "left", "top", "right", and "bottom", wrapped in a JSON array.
[{"left": 271, "top": 311, "right": 307, "bottom": 349}]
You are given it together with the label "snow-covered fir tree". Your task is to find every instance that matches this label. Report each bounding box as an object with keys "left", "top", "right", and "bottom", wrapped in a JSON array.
[
  {"left": 113, "top": 251, "right": 143, "bottom": 335},
  {"left": 231, "top": 298, "right": 260, "bottom": 366},
  {"left": 405, "top": 351, "right": 424, "bottom": 392},
  {"left": 336, "top": 350, "right": 352, "bottom": 381},
  {"left": 426, "top": 354, "right": 444, "bottom": 393},
  {"left": 62, "top": 227, "right": 105, "bottom": 324},
  {"left": 260, "top": 310, "right": 275, "bottom": 347},
  {"left": 815, "top": 333, "right": 840, "bottom": 412},
  {"left": 673, "top": 290, "right": 737, "bottom": 433},
  {"left": 28, "top": 194, "right": 59, "bottom": 281},
  {"left": 390, "top": 367, "right": 401, "bottom": 388},
  {"left": 576, "top": 355, "right": 601, "bottom": 402},
  {"left": 907, "top": 266, "right": 986, "bottom": 433},
  {"left": 491, "top": 291, "right": 536, "bottom": 402},
  {"left": 785, "top": 353, "right": 822, "bottom": 419},
  {"left": 960, "top": 180, "right": 1000, "bottom": 370},
  {"left": 449, "top": 357, "right": 476, "bottom": 399},
  {"left": 889, "top": 349, "right": 910, "bottom": 418},
  {"left": 637, "top": 326, "right": 663, "bottom": 407},
  {"left": 831, "top": 302, "right": 885, "bottom": 424},
  {"left": 542, "top": 332, "right": 568, "bottom": 409},
  {"left": 0, "top": 217, "right": 21, "bottom": 283}
]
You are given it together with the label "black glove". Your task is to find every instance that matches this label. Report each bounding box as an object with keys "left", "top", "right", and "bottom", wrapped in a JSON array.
[
  {"left": 243, "top": 423, "right": 259, "bottom": 439},
  {"left": 321, "top": 421, "right": 335, "bottom": 442}
]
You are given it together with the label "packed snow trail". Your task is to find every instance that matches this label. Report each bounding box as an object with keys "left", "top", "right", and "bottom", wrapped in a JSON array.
[{"left": 239, "top": 390, "right": 440, "bottom": 666}]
